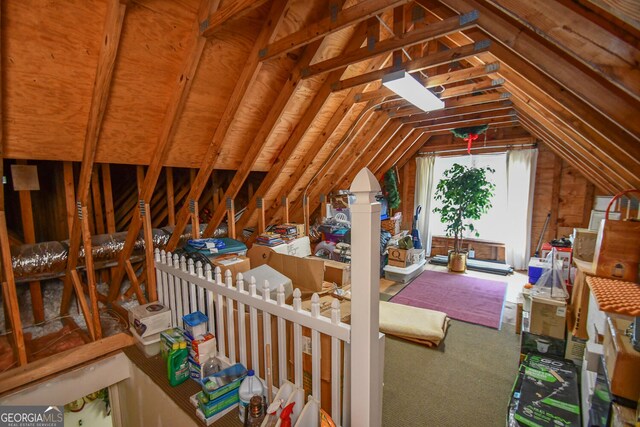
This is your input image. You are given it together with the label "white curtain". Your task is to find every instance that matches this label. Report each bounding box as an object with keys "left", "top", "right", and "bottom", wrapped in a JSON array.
[
  {"left": 414, "top": 156, "right": 436, "bottom": 256},
  {"left": 506, "top": 148, "right": 538, "bottom": 269}
]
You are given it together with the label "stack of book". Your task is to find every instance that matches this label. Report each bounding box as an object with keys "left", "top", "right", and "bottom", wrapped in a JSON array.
[
  {"left": 274, "top": 224, "right": 298, "bottom": 242},
  {"left": 256, "top": 232, "right": 285, "bottom": 246}
]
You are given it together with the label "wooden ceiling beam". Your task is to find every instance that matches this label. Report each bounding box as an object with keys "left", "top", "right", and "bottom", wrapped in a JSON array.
[
  {"left": 60, "top": 0, "right": 128, "bottom": 313},
  {"left": 107, "top": 0, "right": 219, "bottom": 299},
  {"left": 368, "top": 126, "right": 416, "bottom": 178},
  {"left": 374, "top": 131, "right": 425, "bottom": 179},
  {"left": 303, "top": 11, "right": 480, "bottom": 78},
  {"left": 438, "top": 0, "right": 640, "bottom": 139},
  {"left": 515, "top": 106, "right": 632, "bottom": 192},
  {"left": 412, "top": 108, "right": 515, "bottom": 128},
  {"left": 332, "top": 121, "right": 407, "bottom": 191},
  {"left": 382, "top": 91, "right": 509, "bottom": 116},
  {"left": 332, "top": 39, "right": 491, "bottom": 91},
  {"left": 488, "top": 42, "right": 640, "bottom": 167},
  {"left": 440, "top": 77, "right": 504, "bottom": 98},
  {"left": 415, "top": 115, "right": 518, "bottom": 132},
  {"left": 518, "top": 114, "right": 619, "bottom": 194},
  {"left": 397, "top": 99, "right": 512, "bottom": 122},
  {"left": 290, "top": 112, "right": 390, "bottom": 222},
  {"left": 420, "top": 135, "right": 535, "bottom": 153},
  {"left": 484, "top": 0, "right": 639, "bottom": 100},
  {"left": 201, "top": 0, "right": 269, "bottom": 37},
  {"left": 162, "top": 0, "right": 291, "bottom": 252},
  {"left": 394, "top": 133, "right": 433, "bottom": 170},
  {"left": 258, "top": 98, "right": 380, "bottom": 229},
  {"left": 259, "top": 0, "right": 413, "bottom": 61},
  {"left": 509, "top": 91, "right": 639, "bottom": 190},
  {"left": 505, "top": 80, "right": 640, "bottom": 188},
  {"left": 200, "top": 40, "right": 324, "bottom": 238},
  {"left": 237, "top": 25, "right": 391, "bottom": 232}
]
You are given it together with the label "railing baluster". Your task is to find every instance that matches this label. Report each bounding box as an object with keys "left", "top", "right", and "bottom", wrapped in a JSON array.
[
  {"left": 249, "top": 277, "right": 260, "bottom": 378},
  {"left": 276, "top": 284, "right": 287, "bottom": 386},
  {"left": 293, "top": 288, "right": 303, "bottom": 388},
  {"left": 205, "top": 265, "right": 215, "bottom": 335},
  {"left": 331, "top": 298, "right": 342, "bottom": 423},
  {"left": 195, "top": 261, "right": 205, "bottom": 314},
  {"left": 165, "top": 252, "right": 176, "bottom": 326},
  {"left": 188, "top": 258, "right": 197, "bottom": 314},
  {"left": 214, "top": 267, "right": 227, "bottom": 361},
  {"left": 342, "top": 342, "right": 351, "bottom": 427},
  {"left": 262, "top": 280, "right": 273, "bottom": 389},
  {"left": 225, "top": 270, "right": 236, "bottom": 364},
  {"left": 237, "top": 273, "right": 247, "bottom": 368},
  {"left": 311, "top": 293, "right": 322, "bottom": 407},
  {"left": 172, "top": 254, "right": 183, "bottom": 327},
  {"left": 180, "top": 256, "right": 189, "bottom": 325}
]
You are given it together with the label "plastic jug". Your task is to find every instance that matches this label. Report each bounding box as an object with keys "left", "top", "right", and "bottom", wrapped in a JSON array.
[
  {"left": 167, "top": 341, "right": 189, "bottom": 386},
  {"left": 238, "top": 370, "right": 264, "bottom": 422}
]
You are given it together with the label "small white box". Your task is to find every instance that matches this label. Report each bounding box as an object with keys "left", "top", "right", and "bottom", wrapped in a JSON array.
[{"left": 128, "top": 302, "right": 172, "bottom": 338}]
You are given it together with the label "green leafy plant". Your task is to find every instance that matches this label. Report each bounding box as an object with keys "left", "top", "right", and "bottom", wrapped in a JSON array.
[
  {"left": 384, "top": 168, "right": 401, "bottom": 210},
  {"left": 432, "top": 163, "right": 495, "bottom": 253}
]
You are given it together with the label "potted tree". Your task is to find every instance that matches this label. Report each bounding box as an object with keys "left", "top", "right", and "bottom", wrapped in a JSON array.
[{"left": 432, "top": 163, "right": 495, "bottom": 272}]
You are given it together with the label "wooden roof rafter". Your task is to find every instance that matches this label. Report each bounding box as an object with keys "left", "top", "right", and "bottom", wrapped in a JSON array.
[
  {"left": 199, "top": 39, "right": 326, "bottom": 238},
  {"left": 374, "top": 131, "right": 427, "bottom": 179},
  {"left": 258, "top": 0, "right": 414, "bottom": 61},
  {"left": 483, "top": 0, "right": 639, "bottom": 100},
  {"left": 107, "top": 0, "right": 220, "bottom": 299},
  {"left": 332, "top": 39, "right": 492, "bottom": 91},
  {"left": 234, "top": 22, "right": 374, "bottom": 233},
  {"left": 303, "top": 10, "right": 481, "bottom": 78},
  {"left": 60, "top": 0, "right": 129, "bottom": 314},
  {"left": 161, "top": 0, "right": 292, "bottom": 253},
  {"left": 200, "top": 0, "right": 270, "bottom": 37},
  {"left": 438, "top": 0, "right": 640, "bottom": 140}
]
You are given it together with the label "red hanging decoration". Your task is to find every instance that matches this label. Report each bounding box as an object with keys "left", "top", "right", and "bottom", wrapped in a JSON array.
[
  {"left": 450, "top": 124, "right": 489, "bottom": 155},
  {"left": 464, "top": 133, "right": 479, "bottom": 154}
]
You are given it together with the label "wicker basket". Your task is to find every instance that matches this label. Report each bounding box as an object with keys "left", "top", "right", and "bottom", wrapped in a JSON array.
[{"left": 381, "top": 214, "right": 402, "bottom": 235}]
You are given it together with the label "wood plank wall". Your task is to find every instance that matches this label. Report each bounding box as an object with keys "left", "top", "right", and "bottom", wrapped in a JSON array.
[{"left": 530, "top": 144, "right": 597, "bottom": 255}]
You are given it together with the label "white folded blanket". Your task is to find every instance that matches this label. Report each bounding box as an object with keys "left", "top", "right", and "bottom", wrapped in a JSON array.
[{"left": 379, "top": 301, "right": 450, "bottom": 347}]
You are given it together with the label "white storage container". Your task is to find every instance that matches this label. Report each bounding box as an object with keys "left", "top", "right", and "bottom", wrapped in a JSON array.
[
  {"left": 130, "top": 327, "right": 161, "bottom": 357},
  {"left": 383, "top": 259, "right": 426, "bottom": 284}
]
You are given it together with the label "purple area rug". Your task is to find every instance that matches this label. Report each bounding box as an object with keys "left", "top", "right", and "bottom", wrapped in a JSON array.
[{"left": 390, "top": 269, "right": 507, "bottom": 329}]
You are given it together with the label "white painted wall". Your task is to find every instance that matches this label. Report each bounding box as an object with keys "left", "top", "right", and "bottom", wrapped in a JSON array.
[{"left": 114, "top": 362, "right": 199, "bottom": 427}]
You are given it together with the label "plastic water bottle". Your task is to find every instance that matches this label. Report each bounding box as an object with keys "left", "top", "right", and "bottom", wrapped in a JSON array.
[{"left": 238, "top": 370, "right": 264, "bottom": 422}]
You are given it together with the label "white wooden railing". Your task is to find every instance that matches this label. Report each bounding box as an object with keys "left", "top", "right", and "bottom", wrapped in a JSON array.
[{"left": 153, "top": 168, "right": 384, "bottom": 427}]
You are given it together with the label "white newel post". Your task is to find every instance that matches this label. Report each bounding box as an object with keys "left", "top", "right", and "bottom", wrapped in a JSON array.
[{"left": 349, "top": 168, "right": 382, "bottom": 427}]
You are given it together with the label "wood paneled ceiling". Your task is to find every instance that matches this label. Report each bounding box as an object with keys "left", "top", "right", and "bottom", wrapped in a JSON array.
[{"left": 3, "top": 0, "right": 639, "bottom": 230}]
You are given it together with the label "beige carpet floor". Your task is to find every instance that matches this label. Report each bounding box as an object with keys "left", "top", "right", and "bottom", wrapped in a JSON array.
[{"left": 382, "top": 319, "right": 520, "bottom": 427}]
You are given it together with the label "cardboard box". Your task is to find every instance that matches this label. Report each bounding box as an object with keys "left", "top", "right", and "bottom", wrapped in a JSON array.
[
  {"left": 387, "top": 247, "right": 408, "bottom": 263},
  {"left": 387, "top": 258, "right": 408, "bottom": 268},
  {"left": 530, "top": 294, "right": 567, "bottom": 339},
  {"left": 265, "top": 252, "right": 325, "bottom": 293},
  {"left": 190, "top": 333, "right": 216, "bottom": 364},
  {"left": 128, "top": 302, "right": 172, "bottom": 338},
  {"left": 211, "top": 255, "right": 250, "bottom": 281},
  {"left": 593, "top": 219, "right": 640, "bottom": 282},
  {"left": 407, "top": 248, "right": 425, "bottom": 265},
  {"left": 564, "top": 333, "right": 586, "bottom": 367},
  {"left": 321, "top": 259, "right": 350, "bottom": 286},
  {"left": 515, "top": 354, "right": 580, "bottom": 427},
  {"left": 603, "top": 316, "right": 640, "bottom": 401},
  {"left": 520, "top": 331, "right": 566, "bottom": 359},
  {"left": 572, "top": 228, "right": 598, "bottom": 262},
  {"left": 247, "top": 237, "right": 312, "bottom": 267}
]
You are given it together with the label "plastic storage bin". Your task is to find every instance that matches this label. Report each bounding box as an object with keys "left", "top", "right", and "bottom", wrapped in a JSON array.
[{"left": 130, "top": 327, "right": 161, "bottom": 357}]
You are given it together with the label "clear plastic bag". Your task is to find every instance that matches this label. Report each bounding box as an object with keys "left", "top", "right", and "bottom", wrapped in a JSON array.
[{"left": 532, "top": 247, "right": 568, "bottom": 299}]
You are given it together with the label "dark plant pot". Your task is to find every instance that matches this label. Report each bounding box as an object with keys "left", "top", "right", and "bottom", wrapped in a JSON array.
[{"left": 448, "top": 251, "right": 467, "bottom": 272}]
